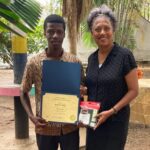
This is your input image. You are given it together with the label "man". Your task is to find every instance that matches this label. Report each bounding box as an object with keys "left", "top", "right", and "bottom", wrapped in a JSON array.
[{"left": 21, "top": 14, "right": 84, "bottom": 150}]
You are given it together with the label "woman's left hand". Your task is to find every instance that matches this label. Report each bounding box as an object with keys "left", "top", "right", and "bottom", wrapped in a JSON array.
[{"left": 94, "top": 109, "right": 114, "bottom": 130}]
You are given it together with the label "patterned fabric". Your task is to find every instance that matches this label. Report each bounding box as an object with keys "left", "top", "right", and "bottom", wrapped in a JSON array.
[{"left": 21, "top": 49, "right": 84, "bottom": 135}]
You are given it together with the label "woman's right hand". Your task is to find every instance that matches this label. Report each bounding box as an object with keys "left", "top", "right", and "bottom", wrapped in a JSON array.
[{"left": 94, "top": 109, "right": 114, "bottom": 130}]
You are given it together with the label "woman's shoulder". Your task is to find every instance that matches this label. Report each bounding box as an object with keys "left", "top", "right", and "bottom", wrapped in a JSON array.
[
  {"left": 115, "top": 43, "right": 133, "bottom": 56},
  {"left": 88, "top": 49, "right": 99, "bottom": 60}
]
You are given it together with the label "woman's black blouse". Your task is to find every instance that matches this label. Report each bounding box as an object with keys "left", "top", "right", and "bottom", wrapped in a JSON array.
[{"left": 85, "top": 43, "right": 137, "bottom": 121}]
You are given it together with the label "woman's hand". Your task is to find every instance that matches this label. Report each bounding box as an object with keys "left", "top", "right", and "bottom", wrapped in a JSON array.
[{"left": 94, "top": 109, "right": 114, "bottom": 130}]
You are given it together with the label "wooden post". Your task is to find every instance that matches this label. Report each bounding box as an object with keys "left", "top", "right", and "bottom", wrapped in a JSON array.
[{"left": 12, "top": 35, "right": 29, "bottom": 139}]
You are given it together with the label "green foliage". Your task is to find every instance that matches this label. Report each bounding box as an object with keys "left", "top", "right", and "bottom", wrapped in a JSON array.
[
  {"left": 0, "top": 0, "right": 42, "bottom": 36},
  {"left": 0, "top": 0, "right": 42, "bottom": 67},
  {"left": 115, "top": 26, "right": 136, "bottom": 51},
  {"left": 49, "top": 0, "right": 62, "bottom": 15},
  {"left": 94, "top": 0, "right": 107, "bottom": 6},
  {"left": 0, "top": 20, "right": 47, "bottom": 67},
  {"left": 111, "top": 0, "right": 142, "bottom": 50},
  {"left": 0, "top": 31, "right": 13, "bottom": 67},
  {"left": 140, "top": 0, "right": 150, "bottom": 21},
  {"left": 27, "top": 20, "right": 47, "bottom": 54},
  {"left": 80, "top": 22, "right": 97, "bottom": 48},
  {"left": 0, "top": 0, "right": 11, "bottom": 5}
]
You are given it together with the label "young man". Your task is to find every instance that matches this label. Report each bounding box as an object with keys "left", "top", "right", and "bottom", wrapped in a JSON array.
[{"left": 21, "top": 14, "right": 83, "bottom": 150}]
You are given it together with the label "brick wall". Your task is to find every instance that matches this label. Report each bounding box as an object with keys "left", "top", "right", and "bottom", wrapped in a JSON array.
[{"left": 130, "top": 87, "right": 150, "bottom": 125}]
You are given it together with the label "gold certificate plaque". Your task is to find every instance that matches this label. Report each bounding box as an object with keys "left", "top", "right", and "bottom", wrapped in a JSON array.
[{"left": 42, "top": 93, "right": 79, "bottom": 124}]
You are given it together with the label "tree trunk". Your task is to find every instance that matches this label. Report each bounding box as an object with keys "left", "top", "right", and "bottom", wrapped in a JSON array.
[{"left": 63, "top": 0, "right": 77, "bottom": 55}]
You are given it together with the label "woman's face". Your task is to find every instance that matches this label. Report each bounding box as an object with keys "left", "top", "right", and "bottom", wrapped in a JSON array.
[{"left": 91, "top": 16, "right": 114, "bottom": 48}]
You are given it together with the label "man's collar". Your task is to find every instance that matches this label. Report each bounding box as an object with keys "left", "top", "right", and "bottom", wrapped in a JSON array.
[{"left": 45, "top": 48, "right": 64, "bottom": 59}]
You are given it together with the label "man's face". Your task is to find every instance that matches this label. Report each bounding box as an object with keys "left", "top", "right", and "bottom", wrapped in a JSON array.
[{"left": 44, "top": 23, "right": 65, "bottom": 49}]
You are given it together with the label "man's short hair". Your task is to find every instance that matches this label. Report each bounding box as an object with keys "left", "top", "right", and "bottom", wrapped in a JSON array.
[{"left": 44, "top": 14, "right": 66, "bottom": 31}]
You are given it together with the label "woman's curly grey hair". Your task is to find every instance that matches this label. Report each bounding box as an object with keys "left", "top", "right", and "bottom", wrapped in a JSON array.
[{"left": 87, "top": 4, "right": 117, "bottom": 31}]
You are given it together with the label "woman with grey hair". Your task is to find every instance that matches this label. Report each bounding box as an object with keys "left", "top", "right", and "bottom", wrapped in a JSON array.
[{"left": 84, "top": 4, "right": 138, "bottom": 150}]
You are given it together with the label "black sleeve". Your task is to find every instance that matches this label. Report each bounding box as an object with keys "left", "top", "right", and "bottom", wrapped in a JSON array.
[{"left": 122, "top": 50, "right": 137, "bottom": 76}]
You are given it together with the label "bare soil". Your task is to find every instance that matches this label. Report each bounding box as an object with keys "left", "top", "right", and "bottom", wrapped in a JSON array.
[{"left": 0, "top": 69, "right": 150, "bottom": 150}]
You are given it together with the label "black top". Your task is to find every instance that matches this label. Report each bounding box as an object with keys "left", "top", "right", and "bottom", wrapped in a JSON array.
[{"left": 85, "top": 43, "right": 137, "bottom": 121}]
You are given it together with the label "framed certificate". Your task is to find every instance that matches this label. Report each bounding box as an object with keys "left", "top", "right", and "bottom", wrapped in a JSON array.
[
  {"left": 41, "top": 60, "right": 81, "bottom": 124},
  {"left": 42, "top": 93, "right": 79, "bottom": 123}
]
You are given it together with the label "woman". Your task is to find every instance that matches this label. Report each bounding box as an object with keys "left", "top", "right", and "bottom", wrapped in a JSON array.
[{"left": 85, "top": 4, "right": 139, "bottom": 150}]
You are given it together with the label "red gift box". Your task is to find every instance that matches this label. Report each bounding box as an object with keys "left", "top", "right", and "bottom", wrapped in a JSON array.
[{"left": 79, "top": 101, "right": 101, "bottom": 127}]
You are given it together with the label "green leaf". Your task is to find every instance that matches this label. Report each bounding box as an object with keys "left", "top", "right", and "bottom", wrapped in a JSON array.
[
  {"left": 0, "top": 12, "right": 33, "bottom": 33},
  {"left": 0, "top": 0, "right": 42, "bottom": 35},
  {"left": 9, "top": 0, "right": 42, "bottom": 29},
  {"left": 0, "top": 0, "right": 11, "bottom": 5},
  {"left": 0, "top": 20, "right": 23, "bottom": 36},
  {"left": 82, "top": 31, "right": 96, "bottom": 48},
  {"left": 0, "top": 7, "right": 20, "bottom": 21},
  {"left": 10, "top": 5, "right": 39, "bottom": 29}
]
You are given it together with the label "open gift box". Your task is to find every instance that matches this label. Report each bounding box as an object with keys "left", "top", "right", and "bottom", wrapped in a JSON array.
[{"left": 79, "top": 101, "right": 101, "bottom": 127}]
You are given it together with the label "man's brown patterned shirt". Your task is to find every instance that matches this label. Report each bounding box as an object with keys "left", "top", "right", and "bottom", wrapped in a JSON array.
[{"left": 21, "top": 50, "right": 83, "bottom": 136}]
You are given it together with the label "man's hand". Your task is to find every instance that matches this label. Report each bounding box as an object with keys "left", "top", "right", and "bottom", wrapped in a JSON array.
[
  {"left": 77, "top": 121, "right": 87, "bottom": 128},
  {"left": 80, "top": 85, "right": 87, "bottom": 98},
  {"left": 31, "top": 116, "right": 48, "bottom": 128}
]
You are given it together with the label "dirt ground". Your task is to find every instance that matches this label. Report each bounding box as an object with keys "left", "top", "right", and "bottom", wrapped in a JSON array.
[{"left": 0, "top": 69, "right": 150, "bottom": 150}]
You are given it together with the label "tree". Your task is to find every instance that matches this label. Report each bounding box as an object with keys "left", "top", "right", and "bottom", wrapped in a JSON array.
[
  {"left": 27, "top": 20, "right": 47, "bottom": 54},
  {"left": 141, "top": 0, "right": 150, "bottom": 21},
  {"left": 62, "top": 0, "right": 94, "bottom": 55},
  {"left": 61, "top": 0, "right": 145, "bottom": 54},
  {"left": 0, "top": 31, "right": 12, "bottom": 67},
  {"left": 108, "top": 0, "right": 143, "bottom": 50},
  {"left": 0, "top": 0, "right": 42, "bottom": 67}
]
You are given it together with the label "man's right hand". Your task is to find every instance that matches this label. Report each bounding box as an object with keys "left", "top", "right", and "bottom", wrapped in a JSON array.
[
  {"left": 31, "top": 116, "right": 48, "bottom": 128},
  {"left": 80, "top": 85, "right": 87, "bottom": 98}
]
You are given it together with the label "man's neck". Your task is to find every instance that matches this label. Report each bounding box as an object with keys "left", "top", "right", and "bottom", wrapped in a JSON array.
[{"left": 46, "top": 48, "right": 63, "bottom": 58}]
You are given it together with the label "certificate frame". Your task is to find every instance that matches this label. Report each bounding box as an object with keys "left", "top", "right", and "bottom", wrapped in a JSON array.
[
  {"left": 40, "top": 60, "right": 81, "bottom": 124},
  {"left": 41, "top": 93, "right": 79, "bottom": 124}
]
